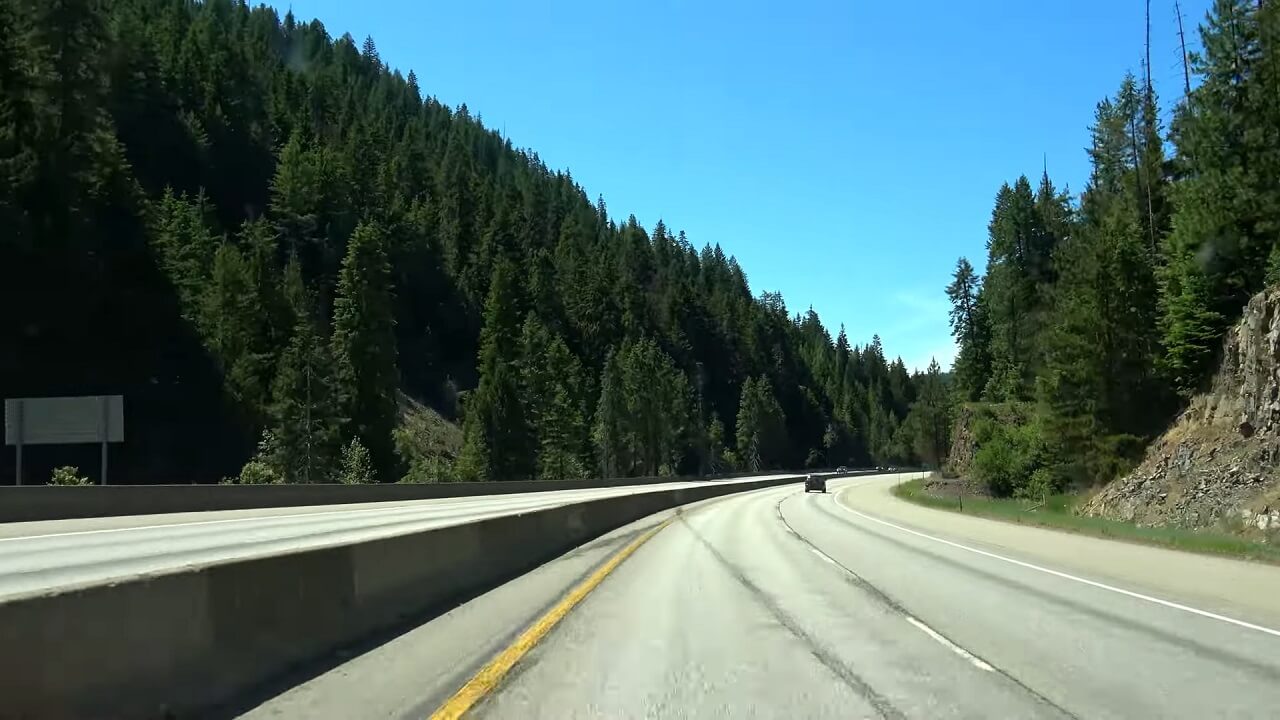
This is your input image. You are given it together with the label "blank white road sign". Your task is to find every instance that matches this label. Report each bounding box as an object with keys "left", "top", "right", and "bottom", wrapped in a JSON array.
[{"left": 5, "top": 396, "right": 124, "bottom": 445}]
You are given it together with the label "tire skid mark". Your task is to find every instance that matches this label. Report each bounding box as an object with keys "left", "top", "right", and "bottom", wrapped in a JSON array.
[
  {"left": 811, "top": 494, "right": 1280, "bottom": 685},
  {"left": 777, "top": 494, "right": 1080, "bottom": 720},
  {"left": 675, "top": 514, "right": 905, "bottom": 720}
]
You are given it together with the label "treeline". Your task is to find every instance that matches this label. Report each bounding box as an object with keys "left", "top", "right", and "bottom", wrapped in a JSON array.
[
  {"left": 0, "top": 0, "right": 947, "bottom": 483},
  {"left": 946, "top": 0, "right": 1280, "bottom": 497}
]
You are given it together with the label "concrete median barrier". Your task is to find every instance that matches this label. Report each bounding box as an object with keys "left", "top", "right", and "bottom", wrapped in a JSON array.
[
  {"left": 0, "top": 474, "right": 811, "bottom": 718},
  {"left": 0, "top": 469, "right": 841, "bottom": 523}
]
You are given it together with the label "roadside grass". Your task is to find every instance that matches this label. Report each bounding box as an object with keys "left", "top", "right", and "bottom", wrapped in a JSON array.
[{"left": 892, "top": 478, "right": 1280, "bottom": 565}]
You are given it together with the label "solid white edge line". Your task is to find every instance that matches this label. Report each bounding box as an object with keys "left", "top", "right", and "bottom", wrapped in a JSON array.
[
  {"left": 905, "top": 616, "right": 995, "bottom": 672},
  {"left": 835, "top": 488, "right": 1280, "bottom": 640},
  {"left": 797, "top": 486, "right": 996, "bottom": 673}
]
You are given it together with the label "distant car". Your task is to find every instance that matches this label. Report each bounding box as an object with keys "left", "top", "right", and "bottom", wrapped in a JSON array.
[
  {"left": 804, "top": 474, "right": 826, "bottom": 493},
  {"left": 835, "top": 465, "right": 847, "bottom": 473}
]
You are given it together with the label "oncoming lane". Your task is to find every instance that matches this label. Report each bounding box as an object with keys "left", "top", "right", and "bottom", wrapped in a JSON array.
[{"left": 0, "top": 473, "right": 806, "bottom": 602}]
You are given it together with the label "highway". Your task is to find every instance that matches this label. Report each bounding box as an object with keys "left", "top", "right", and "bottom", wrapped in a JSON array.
[
  {"left": 244, "top": 473, "right": 1280, "bottom": 719},
  {"left": 0, "top": 473, "right": 804, "bottom": 602}
]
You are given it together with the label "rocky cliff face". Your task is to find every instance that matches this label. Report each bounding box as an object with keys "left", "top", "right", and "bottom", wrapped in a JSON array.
[
  {"left": 1085, "top": 288, "right": 1280, "bottom": 535},
  {"left": 944, "top": 405, "right": 981, "bottom": 478}
]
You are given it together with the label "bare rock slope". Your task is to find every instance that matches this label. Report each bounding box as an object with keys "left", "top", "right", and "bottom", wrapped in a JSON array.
[{"left": 1085, "top": 288, "right": 1280, "bottom": 535}]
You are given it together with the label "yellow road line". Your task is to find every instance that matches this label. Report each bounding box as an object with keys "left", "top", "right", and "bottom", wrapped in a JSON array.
[{"left": 428, "top": 518, "right": 673, "bottom": 720}]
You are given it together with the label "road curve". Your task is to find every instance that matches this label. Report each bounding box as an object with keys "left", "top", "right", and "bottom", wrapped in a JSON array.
[
  {"left": 245, "top": 473, "right": 1280, "bottom": 719},
  {"left": 0, "top": 473, "right": 805, "bottom": 602}
]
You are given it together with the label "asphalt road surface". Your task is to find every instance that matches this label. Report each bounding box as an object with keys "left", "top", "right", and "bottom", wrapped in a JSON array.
[
  {"left": 245, "top": 473, "right": 1280, "bottom": 720},
  {"left": 0, "top": 473, "right": 804, "bottom": 602}
]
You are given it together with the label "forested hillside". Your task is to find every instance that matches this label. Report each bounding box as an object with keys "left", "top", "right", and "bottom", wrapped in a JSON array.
[
  {"left": 0, "top": 0, "right": 948, "bottom": 484},
  {"left": 946, "top": 0, "right": 1280, "bottom": 497}
]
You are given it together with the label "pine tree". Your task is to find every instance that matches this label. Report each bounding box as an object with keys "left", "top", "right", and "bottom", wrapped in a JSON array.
[
  {"left": 1159, "top": 247, "right": 1226, "bottom": 393},
  {"left": 982, "top": 177, "right": 1050, "bottom": 400},
  {"left": 520, "top": 314, "right": 589, "bottom": 480},
  {"left": 27, "top": 0, "right": 126, "bottom": 241},
  {"left": 240, "top": 217, "right": 288, "bottom": 356},
  {"left": 406, "top": 69, "right": 421, "bottom": 104},
  {"left": 1160, "top": 0, "right": 1263, "bottom": 391},
  {"left": 201, "top": 243, "right": 274, "bottom": 427},
  {"left": 281, "top": 251, "right": 310, "bottom": 323},
  {"left": 1038, "top": 224, "right": 1109, "bottom": 484},
  {"left": 270, "top": 316, "right": 339, "bottom": 483},
  {"left": 834, "top": 325, "right": 851, "bottom": 393},
  {"left": 1252, "top": 3, "right": 1280, "bottom": 248},
  {"left": 707, "top": 412, "right": 729, "bottom": 473},
  {"left": 736, "top": 378, "right": 762, "bottom": 471},
  {"left": 590, "top": 339, "right": 692, "bottom": 476},
  {"left": 864, "top": 386, "right": 894, "bottom": 465},
  {"left": 436, "top": 129, "right": 483, "bottom": 302},
  {"left": 1038, "top": 77, "right": 1168, "bottom": 484},
  {"left": 906, "top": 359, "right": 951, "bottom": 468},
  {"left": 592, "top": 349, "right": 628, "bottom": 477},
  {"left": 361, "top": 35, "right": 379, "bottom": 66},
  {"left": 1030, "top": 172, "right": 1070, "bottom": 288},
  {"left": 331, "top": 220, "right": 400, "bottom": 481},
  {"left": 454, "top": 414, "right": 489, "bottom": 482},
  {"left": 887, "top": 358, "right": 915, "bottom": 419},
  {"left": 460, "top": 258, "right": 532, "bottom": 479},
  {"left": 618, "top": 338, "right": 692, "bottom": 475},
  {"left": 1137, "top": 81, "right": 1171, "bottom": 252},
  {"left": 946, "top": 257, "right": 991, "bottom": 401},
  {"left": 533, "top": 342, "right": 589, "bottom": 480},
  {"left": 148, "top": 191, "right": 220, "bottom": 322},
  {"left": 0, "top": 0, "right": 35, "bottom": 241},
  {"left": 271, "top": 131, "right": 323, "bottom": 271},
  {"left": 736, "top": 376, "right": 786, "bottom": 471}
]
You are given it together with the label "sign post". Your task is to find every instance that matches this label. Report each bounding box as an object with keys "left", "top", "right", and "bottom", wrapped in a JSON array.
[
  {"left": 5, "top": 396, "right": 124, "bottom": 485},
  {"left": 13, "top": 399, "right": 22, "bottom": 486},
  {"left": 100, "top": 396, "right": 110, "bottom": 485}
]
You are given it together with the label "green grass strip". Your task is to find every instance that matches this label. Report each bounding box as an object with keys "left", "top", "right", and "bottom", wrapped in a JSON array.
[{"left": 891, "top": 478, "right": 1280, "bottom": 565}]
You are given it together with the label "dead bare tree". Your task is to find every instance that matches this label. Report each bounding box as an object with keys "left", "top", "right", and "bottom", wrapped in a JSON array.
[
  {"left": 1139, "top": 1, "right": 1159, "bottom": 254},
  {"left": 1138, "top": 58, "right": 1159, "bottom": 253},
  {"left": 1152, "top": 0, "right": 1162, "bottom": 92},
  {"left": 1175, "top": 0, "right": 1192, "bottom": 95}
]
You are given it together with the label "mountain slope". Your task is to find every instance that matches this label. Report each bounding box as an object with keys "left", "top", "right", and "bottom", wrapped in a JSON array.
[{"left": 1, "top": 0, "right": 939, "bottom": 483}]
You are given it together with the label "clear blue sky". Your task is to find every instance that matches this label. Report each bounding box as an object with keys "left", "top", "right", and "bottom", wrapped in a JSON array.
[{"left": 271, "top": 0, "right": 1209, "bottom": 371}]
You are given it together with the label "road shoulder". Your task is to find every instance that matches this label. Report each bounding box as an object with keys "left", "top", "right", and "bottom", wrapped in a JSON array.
[{"left": 838, "top": 475, "right": 1280, "bottom": 632}]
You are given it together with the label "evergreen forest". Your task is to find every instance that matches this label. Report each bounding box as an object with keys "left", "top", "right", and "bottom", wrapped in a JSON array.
[
  {"left": 946, "top": 0, "right": 1280, "bottom": 497},
  {"left": 0, "top": 0, "right": 949, "bottom": 484}
]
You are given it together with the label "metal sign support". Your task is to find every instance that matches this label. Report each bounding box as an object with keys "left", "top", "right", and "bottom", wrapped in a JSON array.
[{"left": 14, "top": 399, "right": 22, "bottom": 486}]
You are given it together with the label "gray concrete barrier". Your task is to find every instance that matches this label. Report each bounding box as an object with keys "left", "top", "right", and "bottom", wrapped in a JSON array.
[
  {"left": 0, "top": 469, "right": 848, "bottom": 524},
  {"left": 0, "top": 474, "right": 820, "bottom": 718}
]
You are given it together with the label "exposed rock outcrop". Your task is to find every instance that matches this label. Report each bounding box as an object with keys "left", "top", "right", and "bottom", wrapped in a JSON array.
[
  {"left": 944, "top": 402, "right": 1031, "bottom": 479},
  {"left": 944, "top": 405, "right": 980, "bottom": 478},
  {"left": 1085, "top": 288, "right": 1280, "bottom": 535}
]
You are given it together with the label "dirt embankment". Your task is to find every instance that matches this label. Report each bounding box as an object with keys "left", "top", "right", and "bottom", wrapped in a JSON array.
[{"left": 1085, "top": 288, "right": 1280, "bottom": 536}]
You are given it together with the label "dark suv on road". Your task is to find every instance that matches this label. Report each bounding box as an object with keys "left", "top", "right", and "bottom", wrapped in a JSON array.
[{"left": 804, "top": 474, "right": 826, "bottom": 493}]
